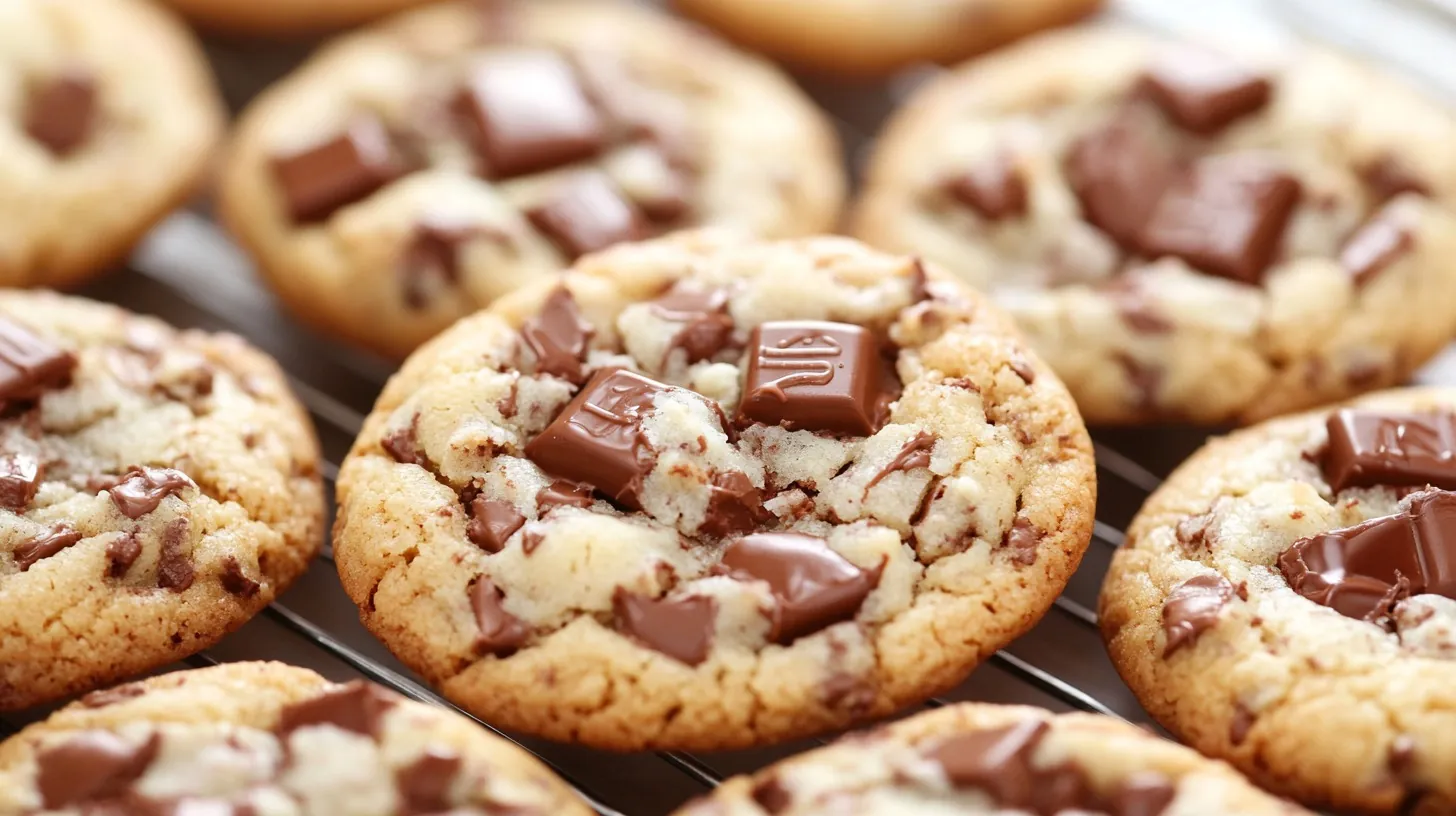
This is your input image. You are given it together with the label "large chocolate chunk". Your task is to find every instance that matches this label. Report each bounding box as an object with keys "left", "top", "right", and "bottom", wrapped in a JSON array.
[
  {"left": 649, "top": 282, "right": 735, "bottom": 364},
  {"left": 1323, "top": 410, "right": 1456, "bottom": 493},
  {"left": 470, "top": 577, "right": 530, "bottom": 656},
  {"left": 1340, "top": 205, "right": 1415, "bottom": 287},
  {"left": 720, "top": 533, "right": 878, "bottom": 643},
  {"left": 454, "top": 50, "right": 605, "bottom": 179},
  {"left": 0, "top": 317, "right": 76, "bottom": 405},
  {"left": 1279, "top": 490, "right": 1456, "bottom": 624},
  {"left": 36, "top": 731, "right": 160, "bottom": 808},
  {"left": 1140, "top": 153, "right": 1302, "bottom": 284},
  {"left": 276, "top": 681, "right": 400, "bottom": 740},
  {"left": 1161, "top": 573, "right": 1235, "bottom": 656},
  {"left": 699, "top": 471, "right": 769, "bottom": 539},
  {"left": 737, "top": 321, "right": 887, "bottom": 438},
  {"left": 941, "top": 154, "right": 1028, "bottom": 221},
  {"left": 106, "top": 466, "right": 195, "bottom": 519},
  {"left": 1140, "top": 48, "right": 1273, "bottom": 135},
  {"left": 272, "top": 117, "right": 405, "bottom": 223},
  {"left": 0, "top": 453, "right": 41, "bottom": 511},
  {"left": 613, "top": 589, "right": 717, "bottom": 665},
  {"left": 14, "top": 523, "right": 82, "bottom": 572},
  {"left": 396, "top": 748, "right": 463, "bottom": 815},
  {"left": 1066, "top": 116, "right": 1177, "bottom": 252},
  {"left": 26, "top": 70, "right": 97, "bottom": 156},
  {"left": 520, "top": 287, "right": 594, "bottom": 384},
  {"left": 526, "top": 172, "right": 646, "bottom": 260},
  {"left": 466, "top": 497, "right": 525, "bottom": 553}
]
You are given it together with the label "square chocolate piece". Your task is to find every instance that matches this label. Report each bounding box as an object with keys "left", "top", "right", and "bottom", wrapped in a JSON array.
[
  {"left": 526, "top": 172, "right": 645, "bottom": 260},
  {"left": 1324, "top": 410, "right": 1456, "bottom": 493},
  {"left": 272, "top": 117, "right": 404, "bottom": 223},
  {"left": 455, "top": 50, "right": 605, "bottom": 179},
  {"left": 737, "top": 321, "right": 885, "bottom": 437}
]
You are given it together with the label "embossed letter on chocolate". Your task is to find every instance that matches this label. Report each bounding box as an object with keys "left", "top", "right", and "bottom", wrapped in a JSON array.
[
  {"left": 272, "top": 117, "right": 405, "bottom": 223},
  {"left": 0, "top": 318, "right": 77, "bottom": 405},
  {"left": 720, "top": 532, "right": 879, "bottom": 643},
  {"left": 737, "top": 321, "right": 887, "bottom": 437},
  {"left": 1323, "top": 409, "right": 1456, "bottom": 493}
]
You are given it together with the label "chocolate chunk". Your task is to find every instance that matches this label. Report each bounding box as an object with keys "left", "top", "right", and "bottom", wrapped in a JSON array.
[
  {"left": 26, "top": 70, "right": 97, "bottom": 156},
  {"left": 1107, "top": 773, "right": 1178, "bottom": 816},
  {"left": 649, "top": 282, "right": 735, "bottom": 364},
  {"left": 466, "top": 497, "right": 525, "bottom": 553},
  {"left": 1161, "top": 574, "right": 1235, "bottom": 657},
  {"left": 37, "top": 731, "right": 160, "bottom": 808},
  {"left": 106, "top": 466, "right": 195, "bottom": 519},
  {"left": 1389, "top": 735, "right": 1417, "bottom": 778},
  {"left": 15, "top": 522, "right": 82, "bottom": 571},
  {"left": 1117, "top": 354, "right": 1163, "bottom": 413},
  {"left": 275, "top": 681, "right": 400, "bottom": 740},
  {"left": 220, "top": 555, "right": 261, "bottom": 598},
  {"left": 1106, "top": 277, "right": 1174, "bottom": 334},
  {"left": 382, "top": 416, "right": 428, "bottom": 466},
  {"left": 157, "top": 517, "right": 194, "bottom": 592},
  {"left": 521, "top": 522, "right": 546, "bottom": 555},
  {"left": 1340, "top": 205, "right": 1415, "bottom": 287},
  {"left": 612, "top": 589, "right": 716, "bottom": 665},
  {"left": 926, "top": 720, "right": 1053, "bottom": 801},
  {"left": 720, "top": 533, "right": 879, "bottom": 643},
  {"left": 1066, "top": 116, "right": 1177, "bottom": 252},
  {"left": 750, "top": 777, "right": 792, "bottom": 814},
  {"left": 399, "top": 218, "right": 484, "bottom": 309},
  {"left": 526, "top": 172, "right": 646, "bottom": 260},
  {"left": 941, "top": 154, "right": 1028, "bottom": 220},
  {"left": 1140, "top": 48, "right": 1272, "bottom": 134},
  {"left": 0, "top": 317, "right": 77, "bottom": 405},
  {"left": 1278, "top": 490, "right": 1456, "bottom": 624},
  {"left": 272, "top": 117, "right": 404, "bottom": 223},
  {"left": 865, "top": 431, "right": 935, "bottom": 491},
  {"left": 1323, "top": 410, "right": 1456, "bottom": 493},
  {"left": 698, "top": 471, "right": 769, "bottom": 539},
  {"left": 1009, "top": 355, "right": 1037, "bottom": 385},
  {"left": 454, "top": 50, "right": 605, "bottom": 179},
  {"left": 80, "top": 683, "right": 145, "bottom": 709},
  {"left": 1361, "top": 155, "right": 1432, "bottom": 203},
  {"left": 520, "top": 287, "right": 594, "bottom": 384},
  {"left": 1230, "top": 703, "right": 1255, "bottom": 746},
  {"left": 470, "top": 577, "right": 530, "bottom": 656},
  {"left": 396, "top": 748, "right": 463, "bottom": 815},
  {"left": 1003, "top": 516, "right": 1043, "bottom": 566},
  {"left": 1140, "top": 154, "right": 1302, "bottom": 285},
  {"left": 737, "top": 321, "right": 887, "bottom": 437},
  {"left": 537, "top": 479, "right": 594, "bottom": 512},
  {"left": 0, "top": 452, "right": 41, "bottom": 511},
  {"left": 106, "top": 532, "right": 142, "bottom": 578}
]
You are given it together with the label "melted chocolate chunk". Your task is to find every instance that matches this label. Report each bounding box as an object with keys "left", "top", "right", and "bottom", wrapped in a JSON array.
[
  {"left": 1066, "top": 115, "right": 1177, "bottom": 253},
  {"left": 649, "top": 282, "right": 735, "bottom": 364},
  {"left": 698, "top": 471, "right": 769, "bottom": 539},
  {"left": 272, "top": 117, "right": 405, "bottom": 223},
  {"left": 537, "top": 479, "right": 594, "bottom": 512},
  {"left": 865, "top": 432, "right": 935, "bottom": 491},
  {"left": 1340, "top": 205, "right": 1415, "bottom": 287},
  {"left": 454, "top": 50, "right": 605, "bottom": 179},
  {"left": 275, "top": 681, "right": 400, "bottom": 740},
  {"left": 520, "top": 287, "right": 594, "bottom": 384},
  {"left": 1140, "top": 48, "right": 1272, "bottom": 135},
  {"left": 400, "top": 217, "right": 494, "bottom": 309},
  {"left": 470, "top": 577, "right": 530, "bottom": 656},
  {"left": 0, "top": 317, "right": 76, "bottom": 406},
  {"left": 526, "top": 172, "right": 647, "bottom": 260},
  {"left": 36, "top": 731, "right": 160, "bottom": 808},
  {"left": 1140, "top": 153, "right": 1302, "bottom": 285},
  {"left": 941, "top": 154, "right": 1028, "bottom": 220},
  {"left": 1361, "top": 155, "right": 1432, "bottom": 203},
  {"left": 26, "top": 69, "right": 97, "bottom": 156},
  {"left": 106, "top": 532, "right": 142, "bottom": 578},
  {"left": 466, "top": 497, "right": 525, "bottom": 553},
  {"left": 156, "top": 517, "right": 195, "bottom": 592},
  {"left": 1161, "top": 573, "right": 1235, "bottom": 657},
  {"left": 1004, "top": 516, "right": 1043, "bottom": 566},
  {"left": 0, "top": 452, "right": 40, "bottom": 511},
  {"left": 737, "top": 321, "right": 888, "bottom": 437},
  {"left": 106, "top": 466, "right": 195, "bottom": 519},
  {"left": 13, "top": 523, "right": 81, "bottom": 571},
  {"left": 396, "top": 748, "right": 463, "bottom": 815},
  {"left": 720, "top": 533, "right": 879, "bottom": 643},
  {"left": 1279, "top": 490, "right": 1456, "bottom": 624},
  {"left": 382, "top": 418, "right": 428, "bottom": 467},
  {"left": 220, "top": 555, "right": 261, "bottom": 598},
  {"left": 1323, "top": 410, "right": 1456, "bottom": 493},
  {"left": 612, "top": 589, "right": 717, "bottom": 665}
]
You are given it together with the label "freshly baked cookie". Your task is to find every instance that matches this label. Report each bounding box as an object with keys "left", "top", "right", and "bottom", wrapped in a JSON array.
[
  {"left": 0, "top": 291, "right": 324, "bottom": 710},
  {"left": 219, "top": 0, "right": 846, "bottom": 360},
  {"left": 0, "top": 661, "right": 594, "bottom": 814},
  {"left": 332, "top": 231, "right": 1096, "bottom": 751},
  {"left": 1101, "top": 387, "right": 1456, "bottom": 813},
  {"left": 853, "top": 28, "right": 1456, "bottom": 425},
  {"left": 162, "top": 0, "right": 436, "bottom": 35},
  {"left": 672, "top": 702, "right": 1306, "bottom": 814},
  {"left": 0, "top": 0, "right": 224, "bottom": 289},
  {"left": 673, "top": 0, "right": 1104, "bottom": 77}
]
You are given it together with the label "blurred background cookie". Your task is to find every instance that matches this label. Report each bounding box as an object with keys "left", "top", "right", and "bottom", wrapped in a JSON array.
[{"left": 162, "top": 0, "right": 438, "bottom": 36}]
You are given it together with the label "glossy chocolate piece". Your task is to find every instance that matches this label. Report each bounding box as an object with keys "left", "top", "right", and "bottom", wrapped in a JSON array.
[
  {"left": 220, "top": 555, "right": 261, "bottom": 598},
  {"left": 1340, "top": 205, "right": 1415, "bottom": 287},
  {"left": 1140, "top": 153, "right": 1301, "bottom": 284},
  {"left": 1140, "top": 48, "right": 1272, "bottom": 135},
  {"left": 106, "top": 532, "right": 141, "bottom": 578},
  {"left": 470, "top": 577, "right": 530, "bottom": 656},
  {"left": 466, "top": 497, "right": 525, "bottom": 553},
  {"left": 613, "top": 589, "right": 717, "bottom": 665},
  {"left": 1161, "top": 573, "right": 1235, "bottom": 656},
  {"left": 720, "top": 532, "right": 878, "bottom": 643},
  {"left": 699, "top": 471, "right": 769, "bottom": 539},
  {"left": 25, "top": 70, "right": 97, "bottom": 156},
  {"left": 0, "top": 317, "right": 76, "bottom": 405},
  {"left": 537, "top": 479, "right": 594, "bottom": 511},
  {"left": 36, "top": 731, "right": 159, "bottom": 809},
  {"left": 649, "top": 282, "right": 735, "bottom": 364},
  {"left": 454, "top": 50, "right": 605, "bottom": 179},
  {"left": 737, "top": 321, "right": 887, "bottom": 437},
  {"left": 1323, "top": 410, "right": 1456, "bottom": 493},
  {"left": 106, "top": 466, "right": 195, "bottom": 519},
  {"left": 275, "top": 681, "right": 399, "bottom": 739},
  {"left": 519, "top": 287, "right": 594, "bottom": 384},
  {"left": 526, "top": 172, "right": 646, "bottom": 260},
  {"left": 942, "top": 154, "right": 1028, "bottom": 220},
  {"left": 1066, "top": 116, "right": 1177, "bottom": 253},
  {"left": 271, "top": 117, "right": 405, "bottom": 223},
  {"left": 14, "top": 523, "right": 82, "bottom": 572},
  {"left": 0, "top": 452, "right": 40, "bottom": 511}
]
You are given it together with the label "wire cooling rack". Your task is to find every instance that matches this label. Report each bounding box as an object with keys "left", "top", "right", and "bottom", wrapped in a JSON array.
[{"left": 5, "top": 1, "right": 1456, "bottom": 814}]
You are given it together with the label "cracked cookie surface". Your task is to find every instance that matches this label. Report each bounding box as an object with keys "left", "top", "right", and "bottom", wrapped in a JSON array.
[
  {"left": 333, "top": 231, "right": 1096, "bottom": 751},
  {"left": 218, "top": 0, "right": 845, "bottom": 360},
  {"left": 853, "top": 28, "right": 1456, "bottom": 425},
  {"left": 672, "top": 702, "right": 1306, "bottom": 814},
  {"left": 0, "top": 0, "right": 223, "bottom": 289},
  {"left": 0, "top": 661, "right": 594, "bottom": 815},
  {"left": 0, "top": 291, "right": 323, "bottom": 710},
  {"left": 1101, "top": 387, "right": 1456, "bottom": 813}
]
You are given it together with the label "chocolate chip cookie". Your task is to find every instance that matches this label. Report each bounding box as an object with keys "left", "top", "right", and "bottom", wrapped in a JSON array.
[
  {"left": 0, "top": 291, "right": 324, "bottom": 710},
  {"left": 218, "top": 0, "right": 846, "bottom": 360},
  {"left": 161, "top": 0, "right": 435, "bottom": 35},
  {"left": 853, "top": 28, "right": 1456, "bottom": 425},
  {"left": 674, "top": 0, "right": 1103, "bottom": 77},
  {"left": 1, "top": 0, "right": 224, "bottom": 289},
  {"left": 672, "top": 702, "right": 1305, "bottom": 815},
  {"left": 0, "top": 661, "right": 594, "bottom": 814},
  {"left": 332, "top": 231, "right": 1096, "bottom": 751},
  {"left": 1101, "top": 387, "right": 1456, "bottom": 813}
]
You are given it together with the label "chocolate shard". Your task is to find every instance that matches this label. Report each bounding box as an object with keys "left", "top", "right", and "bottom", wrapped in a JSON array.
[
  {"left": 26, "top": 69, "right": 97, "bottom": 156},
  {"left": 1340, "top": 204, "right": 1415, "bottom": 287},
  {"left": 537, "top": 479, "right": 594, "bottom": 512},
  {"left": 1323, "top": 410, "right": 1456, "bottom": 493},
  {"left": 864, "top": 431, "right": 936, "bottom": 492},
  {"left": 1139, "top": 153, "right": 1302, "bottom": 285},
  {"left": 106, "top": 532, "right": 142, "bottom": 579},
  {"left": 1139, "top": 48, "right": 1273, "bottom": 134},
  {"left": 526, "top": 172, "right": 647, "bottom": 260},
  {"left": 36, "top": 731, "right": 160, "bottom": 809},
  {"left": 453, "top": 50, "right": 605, "bottom": 179},
  {"left": 396, "top": 748, "right": 463, "bottom": 815},
  {"left": 520, "top": 287, "right": 594, "bottom": 384},
  {"left": 1161, "top": 573, "right": 1235, "bottom": 657},
  {"left": 106, "top": 466, "right": 195, "bottom": 519},
  {"left": 157, "top": 517, "right": 195, "bottom": 592},
  {"left": 613, "top": 589, "right": 717, "bottom": 666},
  {"left": 1066, "top": 115, "right": 1178, "bottom": 253},
  {"left": 720, "top": 533, "right": 879, "bottom": 643},
  {"left": 470, "top": 577, "right": 530, "bottom": 656},
  {"left": 0, "top": 452, "right": 41, "bottom": 511},
  {"left": 649, "top": 282, "right": 735, "bottom": 365},
  {"left": 220, "top": 555, "right": 261, "bottom": 598},
  {"left": 737, "top": 321, "right": 888, "bottom": 438},
  {"left": 466, "top": 497, "right": 525, "bottom": 553},
  {"left": 941, "top": 153, "right": 1028, "bottom": 221},
  {"left": 271, "top": 117, "right": 405, "bottom": 223},
  {"left": 382, "top": 416, "right": 428, "bottom": 467},
  {"left": 0, "top": 317, "right": 77, "bottom": 405},
  {"left": 275, "top": 680, "right": 400, "bottom": 740},
  {"left": 698, "top": 471, "right": 769, "bottom": 539}
]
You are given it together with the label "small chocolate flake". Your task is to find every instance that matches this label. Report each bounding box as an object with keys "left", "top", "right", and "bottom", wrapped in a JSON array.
[
  {"left": 1008, "top": 355, "right": 1036, "bottom": 385},
  {"left": 864, "top": 431, "right": 936, "bottom": 492},
  {"left": 220, "top": 555, "right": 261, "bottom": 598},
  {"left": 157, "top": 517, "right": 195, "bottom": 592},
  {"left": 106, "top": 532, "right": 142, "bottom": 579}
]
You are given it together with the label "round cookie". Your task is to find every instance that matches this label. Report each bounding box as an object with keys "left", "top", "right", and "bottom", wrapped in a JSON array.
[
  {"left": 218, "top": 0, "right": 846, "bottom": 360},
  {"left": 0, "top": 661, "right": 595, "bottom": 814},
  {"left": 673, "top": 0, "right": 1104, "bottom": 78},
  {"left": 162, "top": 0, "right": 437, "bottom": 35},
  {"left": 333, "top": 231, "right": 1097, "bottom": 751},
  {"left": 1100, "top": 387, "right": 1456, "bottom": 813},
  {"left": 0, "top": 0, "right": 224, "bottom": 289},
  {"left": 0, "top": 291, "right": 324, "bottom": 711},
  {"left": 853, "top": 28, "right": 1456, "bottom": 425},
  {"left": 672, "top": 702, "right": 1307, "bottom": 814}
]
